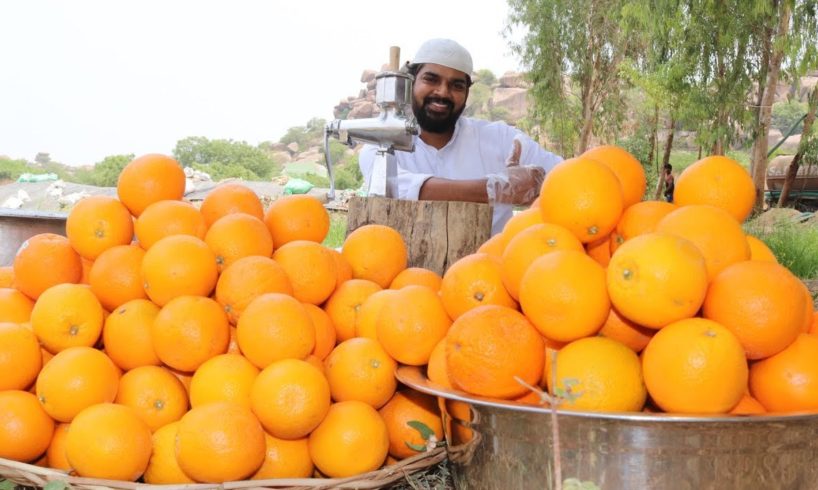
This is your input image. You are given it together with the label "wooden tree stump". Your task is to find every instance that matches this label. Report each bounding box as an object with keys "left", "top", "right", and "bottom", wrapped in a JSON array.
[{"left": 346, "top": 196, "right": 493, "bottom": 276}]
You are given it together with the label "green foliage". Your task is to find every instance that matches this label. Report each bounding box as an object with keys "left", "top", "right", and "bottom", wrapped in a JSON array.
[
  {"left": 324, "top": 139, "right": 348, "bottom": 165},
  {"left": 173, "top": 136, "right": 280, "bottom": 180},
  {"left": 279, "top": 118, "right": 327, "bottom": 150},
  {"left": 475, "top": 68, "right": 497, "bottom": 86},
  {"left": 746, "top": 221, "right": 818, "bottom": 279},
  {"left": 771, "top": 101, "right": 808, "bottom": 134},
  {"left": 465, "top": 83, "right": 491, "bottom": 117},
  {"left": 322, "top": 211, "right": 348, "bottom": 249},
  {"left": 334, "top": 155, "right": 364, "bottom": 190},
  {"left": 76, "top": 154, "right": 134, "bottom": 187},
  {"left": 300, "top": 172, "right": 331, "bottom": 188},
  {"left": 0, "top": 158, "right": 31, "bottom": 181},
  {"left": 488, "top": 106, "right": 511, "bottom": 122}
]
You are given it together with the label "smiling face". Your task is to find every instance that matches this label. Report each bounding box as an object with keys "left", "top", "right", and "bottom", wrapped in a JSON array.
[{"left": 411, "top": 63, "right": 470, "bottom": 134}]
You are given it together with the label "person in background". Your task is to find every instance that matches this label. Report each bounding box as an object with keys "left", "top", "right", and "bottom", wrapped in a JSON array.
[
  {"left": 358, "top": 38, "right": 563, "bottom": 235},
  {"left": 662, "top": 163, "right": 675, "bottom": 202}
]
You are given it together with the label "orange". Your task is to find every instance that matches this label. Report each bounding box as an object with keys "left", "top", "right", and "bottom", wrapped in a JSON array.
[
  {"left": 548, "top": 336, "right": 646, "bottom": 412},
  {"left": 642, "top": 318, "right": 748, "bottom": 414},
  {"left": 251, "top": 433, "right": 314, "bottom": 479},
  {"left": 308, "top": 400, "right": 389, "bottom": 478},
  {"left": 476, "top": 232, "right": 507, "bottom": 258},
  {"left": 0, "top": 288, "right": 34, "bottom": 323},
  {"left": 538, "top": 157, "right": 624, "bottom": 243},
  {"left": 810, "top": 310, "right": 818, "bottom": 336},
  {"left": 426, "top": 338, "right": 451, "bottom": 388},
  {"left": 324, "top": 278, "right": 382, "bottom": 341},
  {"left": 205, "top": 213, "right": 273, "bottom": 272},
  {"left": 673, "top": 155, "right": 755, "bottom": 222},
  {"left": 655, "top": 204, "right": 750, "bottom": 281},
  {"left": 65, "top": 403, "right": 153, "bottom": 480},
  {"left": 250, "top": 359, "right": 331, "bottom": 439},
  {"left": 79, "top": 256, "right": 93, "bottom": 285},
  {"left": 800, "top": 282, "right": 814, "bottom": 333},
  {"left": 263, "top": 194, "right": 330, "bottom": 247},
  {"left": 304, "top": 303, "right": 336, "bottom": 360},
  {"left": 581, "top": 145, "right": 647, "bottom": 208},
  {"left": 66, "top": 195, "right": 134, "bottom": 260},
  {"left": 607, "top": 232, "right": 708, "bottom": 329},
  {"left": 501, "top": 207, "right": 544, "bottom": 244},
  {"left": 501, "top": 223, "right": 584, "bottom": 300},
  {"left": 376, "top": 285, "right": 452, "bottom": 366},
  {"left": 519, "top": 250, "right": 609, "bottom": 342},
  {"left": 151, "top": 295, "right": 230, "bottom": 372},
  {"left": 115, "top": 365, "right": 189, "bottom": 431},
  {"left": 103, "top": 299, "right": 162, "bottom": 371},
  {"left": 141, "top": 235, "right": 219, "bottom": 306},
  {"left": 143, "top": 421, "right": 195, "bottom": 484},
  {"left": 729, "top": 393, "right": 767, "bottom": 415},
  {"left": 597, "top": 307, "right": 654, "bottom": 352},
  {"left": 379, "top": 390, "right": 444, "bottom": 460},
  {"left": 31, "top": 283, "right": 104, "bottom": 354},
  {"left": 609, "top": 200, "right": 677, "bottom": 254},
  {"left": 702, "top": 260, "right": 806, "bottom": 360},
  {"left": 749, "top": 334, "right": 818, "bottom": 413},
  {"left": 327, "top": 247, "right": 353, "bottom": 286},
  {"left": 440, "top": 252, "right": 517, "bottom": 320},
  {"left": 585, "top": 234, "right": 613, "bottom": 267},
  {"left": 273, "top": 240, "right": 337, "bottom": 305},
  {"left": 176, "top": 401, "right": 266, "bottom": 482},
  {"left": 35, "top": 346, "right": 120, "bottom": 422},
  {"left": 215, "top": 255, "right": 293, "bottom": 324},
  {"left": 200, "top": 182, "right": 264, "bottom": 228},
  {"left": 446, "top": 304, "right": 544, "bottom": 398},
  {"left": 325, "top": 337, "right": 397, "bottom": 408},
  {"left": 0, "top": 322, "right": 42, "bottom": 390},
  {"left": 13, "top": 233, "right": 82, "bottom": 300},
  {"left": 355, "top": 289, "right": 399, "bottom": 339},
  {"left": 342, "top": 224, "right": 408, "bottom": 288},
  {"left": 746, "top": 234, "right": 777, "bottom": 262},
  {"left": 117, "top": 153, "right": 186, "bottom": 217},
  {"left": 0, "top": 265, "right": 13, "bottom": 287},
  {"left": 134, "top": 199, "right": 206, "bottom": 249},
  {"left": 0, "top": 390, "right": 55, "bottom": 462},
  {"left": 236, "top": 292, "right": 316, "bottom": 368},
  {"left": 189, "top": 353, "right": 260, "bottom": 409},
  {"left": 89, "top": 244, "right": 148, "bottom": 311},
  {"left": 46, "top": 423, "right": 71, "bottom": 470},
  {"left": 389, "top": 267, "right": 443, "bottom": 291}
]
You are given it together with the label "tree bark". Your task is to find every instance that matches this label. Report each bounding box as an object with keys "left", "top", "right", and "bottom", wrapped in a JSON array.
[
  {"left": 777, "top": 83, "right": 818, "bottom": 207},
  {"left": 751, "top": 2, "right": 791, "bottom": 213},
  {"left": 648, "top": 104, "right": 659, "bottom": 173}
]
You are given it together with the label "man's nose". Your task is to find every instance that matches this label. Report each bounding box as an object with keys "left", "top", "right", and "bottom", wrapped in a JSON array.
[{"left": 432, "top": 81, "right": 451, "bottom": 98}]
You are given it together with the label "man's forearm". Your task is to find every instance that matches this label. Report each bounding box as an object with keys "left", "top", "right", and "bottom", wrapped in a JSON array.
[{"left": 418, "top": 177, "right": 489, "bottom": 203}]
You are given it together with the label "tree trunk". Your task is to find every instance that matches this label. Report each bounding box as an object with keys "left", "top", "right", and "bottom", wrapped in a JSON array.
[
  {"left": 777, "top": 83, "right": 818, "bottom": 207},
  {"left": 654, "top": 115, "right": 676, "bottom": 199},
  {"left": 751, "top": 3, "right": 791, "bottom": 213},
  {"left": 648, "top": 104, "right": 659, "bottom": 172}
]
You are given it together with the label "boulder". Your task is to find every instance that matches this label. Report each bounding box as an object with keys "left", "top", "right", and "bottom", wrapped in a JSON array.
[
  {"left": 348, "top": 100, "right": 377, "bottom": 119},
  {"left": 361, "top": 70, "right": 377, "bottom": 84},
  {"left": 768, "top": 128, "right": 784, "bottom": 148},
  {"left": 490, "top": 87, "right": 529, "bottom": 122},
  {"left": 286, "top": 142, "right": 299, "bottom": 154},
  {"left": 270, "top": 151, "right": 292, "bottom": 164},
  {"left": 779, "top": 134, "right": 801, "bottom": 155},
  {"left": 499, "top": 72, "right": 528, "bottom": 89}
]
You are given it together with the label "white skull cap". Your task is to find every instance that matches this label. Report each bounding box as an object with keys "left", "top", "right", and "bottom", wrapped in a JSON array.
[{"left": 411, "top": 38, "right": 473, "bottom": 75}]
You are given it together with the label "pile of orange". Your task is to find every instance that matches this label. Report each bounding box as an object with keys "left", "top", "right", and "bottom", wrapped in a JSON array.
[
  {"left": 0, "top": 153, "right": 445, "bottom": 483},
  {"left": 2, "top": 147, "right": 817, "bottom": 483}
]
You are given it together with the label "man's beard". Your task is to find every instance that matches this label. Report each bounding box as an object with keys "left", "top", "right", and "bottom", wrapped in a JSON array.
[{"left": 412, "top": 96, "right": 465, "bottom": 134}]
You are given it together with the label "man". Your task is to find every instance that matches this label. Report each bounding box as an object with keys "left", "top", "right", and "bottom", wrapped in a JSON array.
[{"left": 358, "top": 38, "right": 563, "bottom": 235}]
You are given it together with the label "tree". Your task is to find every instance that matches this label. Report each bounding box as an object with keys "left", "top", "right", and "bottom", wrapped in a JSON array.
[
  {"left": 83, "top": 154, "right": 134, "bottom": 187},
  {"left": 508, "top": 0, "right": 634, "bottom": 155},
  {"left": 173, "top": 137, "right": 280, "bottom": 181},
  {"left": 34, "top": 152, "right": 51, "bottom": 165}
]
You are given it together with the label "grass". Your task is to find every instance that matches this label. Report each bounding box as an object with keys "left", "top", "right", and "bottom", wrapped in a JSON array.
[
  {"left": 745, "top": 220, "right": 818, "bottom": 280},
  {"left": 322, "top": 211, "right": 348, "bottom": 250}
]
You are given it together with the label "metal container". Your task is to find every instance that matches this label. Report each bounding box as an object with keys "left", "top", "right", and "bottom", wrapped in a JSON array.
[
  {"left": 397, "top": 366, "right": 818, "bottom": 490},
  {"left": 0, "top": 209, "right": 68, "bottom": 266}
]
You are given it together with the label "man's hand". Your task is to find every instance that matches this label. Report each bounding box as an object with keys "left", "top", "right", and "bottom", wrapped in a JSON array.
[{"left": 486, "top": 138, "right": 546, "bottom": 206}]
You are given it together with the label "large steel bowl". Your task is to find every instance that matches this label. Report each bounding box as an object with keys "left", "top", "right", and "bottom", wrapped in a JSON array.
[
  {"left": 0, "top": 209, "right": 67, "bottom": 266},
  {"left": 396, "top": 366, "right": 818, "bottom": 490}
]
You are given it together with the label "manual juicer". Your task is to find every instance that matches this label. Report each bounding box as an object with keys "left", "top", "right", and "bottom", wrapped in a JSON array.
[{"left": 324, "top": 47, "right": 418, "bottom": 200}]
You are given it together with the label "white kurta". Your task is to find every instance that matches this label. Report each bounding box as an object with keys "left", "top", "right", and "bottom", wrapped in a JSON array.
[{"left": 359, "top": 117, "right": 563, "bottom": 235}]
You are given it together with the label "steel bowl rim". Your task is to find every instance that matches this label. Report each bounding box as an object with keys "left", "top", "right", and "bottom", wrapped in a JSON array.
[{"left": 396, "top": 365, "right": 818, "bottom": 424}]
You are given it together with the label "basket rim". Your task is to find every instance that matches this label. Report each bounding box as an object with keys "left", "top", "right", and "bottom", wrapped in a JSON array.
[{"left": 0, "top": 446, "right": 447, "bottom": 490}]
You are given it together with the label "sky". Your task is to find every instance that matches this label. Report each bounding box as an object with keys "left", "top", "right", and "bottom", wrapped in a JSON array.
[{"left": 0, "top": 0, "right": 525, "bottom": 167}]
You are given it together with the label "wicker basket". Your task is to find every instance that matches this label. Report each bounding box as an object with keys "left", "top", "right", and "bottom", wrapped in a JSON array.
[{"left": 0, "top": 447, "right": 447, "bottom": 490}]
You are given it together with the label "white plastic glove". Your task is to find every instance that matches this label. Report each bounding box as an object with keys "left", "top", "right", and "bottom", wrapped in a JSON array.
[{"left": 486, "top": 138, "right": 546, "bottom": 206}]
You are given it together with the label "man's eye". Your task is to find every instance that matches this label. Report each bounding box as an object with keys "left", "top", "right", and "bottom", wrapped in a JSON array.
[{"left": 453, "top": 82, "right": 467, "bottom": 91}]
